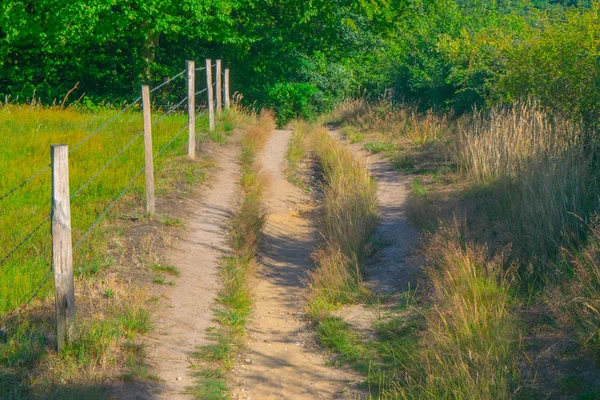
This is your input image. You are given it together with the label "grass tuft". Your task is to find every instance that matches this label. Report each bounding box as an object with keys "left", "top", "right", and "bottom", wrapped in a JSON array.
[{"left": 305, "top": 126, "right": 378, "bottom": 318}]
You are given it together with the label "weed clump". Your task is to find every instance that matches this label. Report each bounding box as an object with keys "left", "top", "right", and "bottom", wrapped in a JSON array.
[{"left": 306, "top": 126, "right": 378, "bottom": 317}]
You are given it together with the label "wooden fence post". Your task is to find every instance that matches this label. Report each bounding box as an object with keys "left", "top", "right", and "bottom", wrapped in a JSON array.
[
  {"left": 224, "top": 69, "right": 230, "bottom": 109},
  {"left": 216, "top": 59, "right": 222, "bottom": 114},
  {"left": 206, "top": 59, "right": 215, "bottom": 131},
  {"left": 51, "top": 144, "right": 75, "bottom": 352},
  {"left": 187, "top": 60, "right": 196, "bottom": 160},
  {"left": 142, "top": 85, "right": 156, "bottom": 215}
]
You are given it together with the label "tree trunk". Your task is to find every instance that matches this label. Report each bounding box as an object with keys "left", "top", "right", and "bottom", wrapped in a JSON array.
[{"left": 142, "top": 31, "right": 160, "bottom": 83}]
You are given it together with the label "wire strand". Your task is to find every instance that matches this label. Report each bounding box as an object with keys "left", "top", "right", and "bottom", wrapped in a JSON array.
[
  {"left": 152, "top": 97, "right": 189, "bottom": 125},
  {"left": 72, "top": 122, "right": 188, "bottom": 251},
  {"left": 73, "top": 167, "right": 145, "bottom": 251},
  {"left": 155, "top": 125, "right": 188, "bottom": 160},
  {"left": 0, "top": 216, "right": 50, "bottom": 268},
  {"left": 0, "top": 164, "right": 51, "bottom": 202},
  {"left": 69, "top": 98, "right": 142, "bottom": 155},
  {"left": 150, "top": 70, "right": 186, "bottom": 93},
  {"left": 15, "top": 269, "right": 52, "bottom": 315},
  {"left": 195, "top": 88, "right": 208, "bottom": 96},
  {"left": 71, "top": 131, "right": 145, "bottom": 200},
  {"left": 71, "top": 94, "right": 188, "bottom": 202},
  {"left": 1, "top": 94, "right": 142, "bottom": 203}
]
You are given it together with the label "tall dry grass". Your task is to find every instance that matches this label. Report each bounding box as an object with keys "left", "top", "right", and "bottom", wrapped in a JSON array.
[
  {"left": 548, "top": 217, "right": 600, "bottom": 362},
  {"left": 232, "top": 109, "right": 274, "bottom": 254},
  {"left": 457, "top": 103, "right": 597, "bottom": 268},
  {"left": 423, "top": 224, "right": 518, "bottom": 399},
  {"left": 306, "top": 126, "right": 378, "bottom": 316},
  {"left": 381, "top": 224, "right": 520, "bottom": 400},
  {"left": 328, "top": 98, "right": 449, "bottom": 146},
  {"left": 458, "top": 104, "right": 582, "bottom": 181}
]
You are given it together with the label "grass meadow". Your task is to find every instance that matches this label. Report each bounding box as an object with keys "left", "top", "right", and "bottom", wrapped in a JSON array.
[
  {"left": 0, "top": 103, "right": 239, "bottom": 398},
  {"left": 0, "top": 104, "right": 205, "bottom": 314}
]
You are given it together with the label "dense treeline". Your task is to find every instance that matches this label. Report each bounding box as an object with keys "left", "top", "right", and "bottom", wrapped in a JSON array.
[{"left": 1, "top": 0, "right": 598, "bottom": 125}]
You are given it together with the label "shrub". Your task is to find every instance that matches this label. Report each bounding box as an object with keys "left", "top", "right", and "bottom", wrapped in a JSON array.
[{"left": 267, "top": 82, "right": 318, "bottom": 126}]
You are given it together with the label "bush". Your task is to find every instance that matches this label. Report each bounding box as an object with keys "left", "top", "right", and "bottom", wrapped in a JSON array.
[
  {"left": 497, "top": 4, "right": 600, "bottom": 134},
  {"left": 267, "top": 82, "right": 318, "bottom": 126}
]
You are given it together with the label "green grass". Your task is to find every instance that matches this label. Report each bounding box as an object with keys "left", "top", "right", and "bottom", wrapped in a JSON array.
[
  {"left": 0, "top": 104, "right": 240, "bottom": 397},
  {"left": 285, "top": 121, "right": 309, "bottom": 187},
  {"left": 161, "top": 217, "right": 183, "bottom": 227},
  {"left": 411, "top": 178, "right": 427, "bottom": 197},
  {"left": 341, "top": 125, "right": 366, "bottom": 144},
  {"left": 313, "top": 298, "right": 425, "bottom": 397},
  {"left": 151, "top": 262, "right": 180, "bottom": 276},
  {"left": 363, "top": 140, "right": 395, "bottom": 154}
]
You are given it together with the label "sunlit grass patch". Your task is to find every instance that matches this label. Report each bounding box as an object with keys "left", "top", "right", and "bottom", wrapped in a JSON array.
[
  {"left": 363, "top": 140, "right": 395, "bottom": 155},
  {"left": 0, "top": 103, "right": 238, "bottom": 397}
]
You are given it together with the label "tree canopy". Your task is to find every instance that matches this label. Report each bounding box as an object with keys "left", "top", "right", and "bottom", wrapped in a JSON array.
[{"left": 1, "top": 0, "right": 597, "bottom": 125}]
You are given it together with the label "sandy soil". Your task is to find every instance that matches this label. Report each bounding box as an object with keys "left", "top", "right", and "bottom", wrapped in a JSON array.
[
  {"left": 330, "top": 130, "right": 421, "bottom": 338},
  {"left": 231, "top": 130, "right": 363, "bottom": 400},
  {"left": 128, "top": 141, "right": 240, "bottom": 399}
]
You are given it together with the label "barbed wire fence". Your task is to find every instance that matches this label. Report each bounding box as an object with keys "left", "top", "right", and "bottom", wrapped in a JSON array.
[{"left": 0, "top": 59, "right": 231, "bottom": 350}]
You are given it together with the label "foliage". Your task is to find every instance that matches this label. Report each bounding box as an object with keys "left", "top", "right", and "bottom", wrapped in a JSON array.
[
  {"left": 267, "top": 83, "right": 318, "bottom": 126},
  {"left": 1, "top": 0, "right": 598, "bottom": 124}
]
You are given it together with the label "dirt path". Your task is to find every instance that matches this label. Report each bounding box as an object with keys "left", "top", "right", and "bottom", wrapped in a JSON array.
[
  {"left": 232, "top": 130, "right": 362, "bottom": 399},
  {"left": 347, "top": 140, "right": 419, "bottom": 295},
  {"left": 144, "top": 142, "right": 240, "bottom": 399},
  {"left": 329, "top": 130, "right": 420, "bottom": 335}
]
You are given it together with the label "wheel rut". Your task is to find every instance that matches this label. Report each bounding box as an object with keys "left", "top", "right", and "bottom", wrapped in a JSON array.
[
  {"left": 232, "top": 130, "right": 362, "bottom": 399},
  {"left": 329, "top": 129, "right": 420, "bottom": 348}
]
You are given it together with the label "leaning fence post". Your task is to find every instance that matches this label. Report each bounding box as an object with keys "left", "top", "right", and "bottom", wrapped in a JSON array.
[
  {"left": 224, "top": 69, "right": 230, "bottom": 110},
  {"left": 142, "top": 85, "right": 156, "bottom": 215},
  {"left": 51, "top": 144, "right": 75, "bottom": 352},
  {"left": 206, "top": 59, "right": 215, "bottom": 131},
  {"left": 187, "top": 60, "right": 196, "bottom": 159},
  {"left": 216, "top": 59, "right": 222, "bottom": 115}
]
